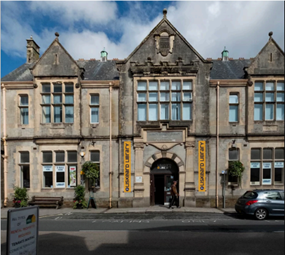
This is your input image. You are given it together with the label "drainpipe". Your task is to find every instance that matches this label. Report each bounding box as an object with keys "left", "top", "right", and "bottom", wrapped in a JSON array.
[
  {"left": 1, "top": 84, "right": 8, "bottom": 207},
  {"left": 109, "top": 84, "right": 113, "bottom": 208},
  {"left": 216, "top": 82, "right": 220, "bottom": 208}
]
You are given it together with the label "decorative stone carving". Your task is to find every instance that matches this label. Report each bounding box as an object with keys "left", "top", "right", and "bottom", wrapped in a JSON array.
[
  {"left": 134, "top": 142, "right": 144, "bottom": 149},
  {"left": 185, "top": 141, "right": 195, "bottom": 148},
  {"left": 154, "top": 31, "right": 175, "bottom": 57}
]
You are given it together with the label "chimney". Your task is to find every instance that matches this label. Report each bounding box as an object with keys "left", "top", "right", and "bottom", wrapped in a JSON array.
[
  {"left": 26, "top": 36, "right": 40, "bottom": 63},
  {"left": 101, "top": 48, "right": 108, "bottom": 62},
  {"left": 221, "top": 46, "right": 229, "bottom": 61}
]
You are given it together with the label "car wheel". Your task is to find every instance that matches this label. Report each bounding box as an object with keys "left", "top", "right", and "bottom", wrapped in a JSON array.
[{"left": 254, "top": 208, "right": 268, "bottom": 220}]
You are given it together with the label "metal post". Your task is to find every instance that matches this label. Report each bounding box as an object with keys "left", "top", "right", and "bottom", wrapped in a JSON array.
[{"left": 223, "top": 173, "right": 225, "bottom": 208}]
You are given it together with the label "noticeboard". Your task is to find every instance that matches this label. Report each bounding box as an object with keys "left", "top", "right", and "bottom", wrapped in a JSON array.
[{"left": 7, "top": 206, "right": 39, "bottom": 255}]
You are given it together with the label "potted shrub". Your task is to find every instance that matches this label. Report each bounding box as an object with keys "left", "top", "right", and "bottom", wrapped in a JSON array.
[
  {"left": 81, "top": 161, "right": 100, "bottom": 189},
  {"left": 228, "top": 160, "right": 245, "bottom": 186},
  {"left": 73, "top": 185, "right": 87, "bottom": 209},
  {"left": 13, "top": 186, "right": 28, "bottom": 208}
]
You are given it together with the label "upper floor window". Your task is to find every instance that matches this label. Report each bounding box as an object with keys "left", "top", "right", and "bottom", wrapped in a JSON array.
[
  {"left": 41, "top": 83, "right": 74, "bottom": 123},
  {"left": 229, "top": 94, "right": 239, "bottom": 122},
  {"left": 254, "top": 81, "right": 284, "bottom": 121},
  {"left": 90, "top": 95, "right": 99, "bottom": 123},
  {"left": 19, "top": 95, "right": 29, "bottom": 125},
  {"left": 137, "top": 79, "right": 192, "bottom": 121}
]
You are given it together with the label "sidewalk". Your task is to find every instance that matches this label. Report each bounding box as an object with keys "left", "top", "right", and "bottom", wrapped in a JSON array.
[{"left": 1, "top": 206, "right": 235, "bottom": 219}]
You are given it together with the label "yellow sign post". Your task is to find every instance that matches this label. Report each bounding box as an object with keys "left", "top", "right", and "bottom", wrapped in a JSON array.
[
  {"left": 124, "top": 141, "right": 131, "bottom": 192},
  {"left": 198, "top": 141, "right": 206, "bottom": 192}
]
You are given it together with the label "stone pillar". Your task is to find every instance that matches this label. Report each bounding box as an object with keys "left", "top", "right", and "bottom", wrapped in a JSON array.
[{"left": 184, "top": 139, "right": 196, "bottom": 207}]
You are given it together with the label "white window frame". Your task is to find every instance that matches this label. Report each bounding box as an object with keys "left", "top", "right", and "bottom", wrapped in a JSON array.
[
  {"left": 19, "top": 151, "right": 30, "bottom": 188},
  {"left": 19, "top": 94, "right": 29, "bottom": 125},
  {"left": 229, "top": 93, "right": 239, "bottom": 122},
  {"left": 90, "top": 94, "right": 99, "bottom": 124}
]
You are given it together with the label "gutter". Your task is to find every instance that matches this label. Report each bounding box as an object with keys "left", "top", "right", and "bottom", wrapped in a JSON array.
[
  {"left": 216, "top": 82, "right": 220, "bottom": 208},
  {"left": 109, "top": 84, "right": 113, "bottom": 208}
]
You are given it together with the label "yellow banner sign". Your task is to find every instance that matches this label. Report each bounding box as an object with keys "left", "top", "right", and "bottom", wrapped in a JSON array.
[
  {"left": 124, "top": 141, "right": 131, "bottom": 192},
  {"left": 198, "top": 141, "right": 206, "bottom": 192}
]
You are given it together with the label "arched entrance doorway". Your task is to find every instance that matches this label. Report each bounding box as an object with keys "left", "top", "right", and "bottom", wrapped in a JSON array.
[{"left": 150, "top": 158, "right": 179, "bottom": 206}]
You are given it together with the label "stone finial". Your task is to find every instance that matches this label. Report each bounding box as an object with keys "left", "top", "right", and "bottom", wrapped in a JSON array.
[
  {"left": 55, "top": 32, "right": 59, "bottom": 38},
  {"left": 269, "top": 31, "right": 273, "bottom": 39},
  {"left": 163, "top": 8, "right": 167, "bottom": 18},
  {"left": 30, "top": 35, "right": 33, "bottom": 39}
]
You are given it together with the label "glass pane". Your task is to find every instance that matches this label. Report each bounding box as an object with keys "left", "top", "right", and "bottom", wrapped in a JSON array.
[
  {"left": 171, "top": 103, "right": 180, "bottom": 120},
  {"left": 42, "top": 95, "right": 51, "bottom": 104},
  {"left": 277, "top": 81, "right": 284, "bottom": 91},
  {"left": 229, "top": 105, "right": 238, "bottom": 122},
  {"left": 160, "top": 81, "right": 169, "bottom": 90},
  {"left": 137, "top": 93, "right": 146, "bottom": 102},
  {"left": 183, "top": 81, "right": 192, "bottom": 90},
  {"left": 172, "top": 81, "right": 181, "bottom": 90},
  {"left": 57, "top": 172, "right": 65, "bottom": 182},
  {"left": 229, "top": 95, "right": 238, "bottom": 103},
  {"left": 42, "top": 106, "right": 51, "bottom": 123},
  {"left": 65, "top": 106, "right": 74, "bottom": 123},
  {"left": 275, "top": 149, "right": 284, "bottom": 159},
  {"left": 20, "top": 95, "right": 28, "bottom": 106},
  {"left": 149, "top": 81, "right": 158, "bottom": 90},
  {"left": 250, "top": 168, "right": 260, "bottom": 182},
  {"left": 149, "top": 92, "right": 158, "bottom": 102},
  {"left": 229, "top": 149, "right": 239, "bottom": 160},
  {"left": 276, "top": 104, "right": 284, "bottom": 120},
  {"left": 65, "top": 84, "right": 74, "bottom": 92},
  {"left": 137, "top": 81, "right": 147, "bottom": 91},
  {"left": 160, "top": 92, "right": 169, "bottom": 102},
  {"left": 54, "top": 84, "right": 62, "bottom": 92},
  {"left": 265, "top": 82, "right": 274, "bottom": 91},
  {"left": 43, "top": 172, "right": 53, "bottom": 188},
  {"left": 263, "top": 168, "right": 271, "bottom": 179},
  {"left": 183, "top": 103, "right": 191, "bottom": 120},
  {"left": 275, "top": 168, "right": 282, "bottom": 182},
  {"left": 68, "top": 151, "right": 77, "bottom": 162},
  {"left": 56, "top": 151, "right": 65, "bottom": 162},
  {"left": 254, "top": 93, "right": 263, "bottom": 102},
  {"left": 91, "top": 151, "right": 100, "bottom": 162},
  {"left": 65, "top": 95, "right": 74, "bottom": 104},
  {"left": 20, "top": 152, "right": 29, "bottom": 163},
  {"left": 263, "top": 148, "right": 273, "bottom": 159},
  {"left": 43, "top": 151, "right": 52, "bottom": 162},
  {"left": 160, "top": 104, "right": 169, "bottom": 120},
  {"left": 183, "top": 92, "right": 192, "bottom": 101},
  {"left": 251, "top": 149, "right": 261, "bottom": 159},
  {"left": 91, "top": 95, "right": 99, "bottom": 105},
  {"left": 277, "top": 93, "right": 284, "bottom": 102},
  {"left": 42, "top": 84, "right": 50, "bottom": 93},
  {"left": 254, "top": 82, "right": 263, "bottom": 91},
  {"left": 54, "top": 106, "right": 62, "bottom": 123},
  {"left": 138, "top": 104, "right": 146, "bottom": 121},
  {"left": 21, "top": 108, "right": 29, "bottom": 125},
  {"left": 265, "top": 104, "right": 274, "bottom": 120},
  {"left": 172, "top": 92, "right": 181, "bottom": 101},
  {"left": 54, "top": 95, "right": 62, "bottom": 104},
  {"left": 22, "top": 165, "right": 30, "bottom": 188},
  {"left": 91, "top": 107, "right": 99, "bottom": 123},
  {"left": 265, "top": 93, "right": 274, "bottom": 102},
  {"left": 149, "top": 104, "right": 158, "bottom": 121}
]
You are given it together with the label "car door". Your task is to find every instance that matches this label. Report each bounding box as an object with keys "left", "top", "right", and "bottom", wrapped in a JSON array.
[{"left": 264, "top": 191, "right": 284, "bottom": 216}]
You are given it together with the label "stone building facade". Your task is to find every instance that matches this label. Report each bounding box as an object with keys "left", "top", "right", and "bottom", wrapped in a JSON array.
[{"left": 1, "top": 10, "right": 284, "bottom": 208}]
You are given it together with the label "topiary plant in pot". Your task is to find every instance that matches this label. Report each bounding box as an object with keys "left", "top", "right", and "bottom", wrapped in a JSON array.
[
  {"left": 228, "top": 160, "right": 245, "bottom": 186},
  {"left": 73, "top": 185, "right": 87, "bottom": 209},
  {"left": 13, "top": 186, "right": 28, "bottom": 208},
  {"left": 81, "top": 161, "right": 100, "bottom": 189}
]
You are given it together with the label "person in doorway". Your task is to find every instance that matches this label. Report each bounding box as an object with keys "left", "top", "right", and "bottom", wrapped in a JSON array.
[{"left": 168, "top": 180, "right": 181, "bottom": 209}]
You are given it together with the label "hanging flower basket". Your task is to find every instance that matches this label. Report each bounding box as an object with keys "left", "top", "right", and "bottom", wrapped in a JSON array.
[{"left": 228, "top": 161, "right": 245, "bottom": 186}]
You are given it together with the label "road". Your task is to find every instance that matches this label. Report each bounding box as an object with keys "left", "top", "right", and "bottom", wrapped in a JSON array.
[{"left": 1, "top": 212, "right": 284, "bottom": 255}]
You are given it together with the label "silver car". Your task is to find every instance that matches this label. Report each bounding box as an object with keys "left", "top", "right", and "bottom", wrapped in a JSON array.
[{"left": 235, "top": 189, "right": 284, "bottom": 220}]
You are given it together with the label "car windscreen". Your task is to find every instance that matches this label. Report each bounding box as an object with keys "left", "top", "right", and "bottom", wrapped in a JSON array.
[{"left": 242, "top": 191, "right": 258, "bottom": 199}]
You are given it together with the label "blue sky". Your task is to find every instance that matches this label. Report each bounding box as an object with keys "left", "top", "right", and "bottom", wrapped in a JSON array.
[{"left": 1, "top": 1, "right": 284, "bottom": 78}]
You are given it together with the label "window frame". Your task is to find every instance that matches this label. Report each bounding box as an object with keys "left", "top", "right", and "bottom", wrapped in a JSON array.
[
  {"left": 90, "top": 150, "right": 101, "bottom": 188},
  {"left": 229, "top": 93, "right": 239, "bottom": 123},
  {"left": 90, "top": 94, "right": 100, "bottom": 124},
  {"left": 19, "top": 94, "right": 29, "bottom": 125},
  {"left": 228, "top": 148, "right": 239, "bottom": 184},
  {"left": 19, "top": 151, "right": 30, "bottom": 189}
]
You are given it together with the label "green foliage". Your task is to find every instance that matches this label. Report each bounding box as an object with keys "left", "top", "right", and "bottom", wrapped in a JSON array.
[
  {"left": 228, "top": 161, "right": 245, "bottom": 184},
  {"left": 82, "top": 161, "right": 99, "bottom": 184},
  {"left": 13, "top": 187, "right": 28, "bottom": 207},
  {"left": 73, "top": 185, "right": 87, "bottom": 209},
  {"left": 73, "top": 200, "right": 87, "bottom": 209}
]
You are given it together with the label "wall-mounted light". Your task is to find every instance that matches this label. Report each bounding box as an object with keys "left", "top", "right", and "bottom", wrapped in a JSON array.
[{"left": 80, "top": 152, "right": 85, "bottom": 157}]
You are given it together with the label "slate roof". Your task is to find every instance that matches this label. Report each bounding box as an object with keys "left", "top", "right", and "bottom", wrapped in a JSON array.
[
  {"left": 210, "top": 59, "right": 251, "bottom": 79},
  {"left": 1, "top": 60, "right": 119, "bottom": 82}
]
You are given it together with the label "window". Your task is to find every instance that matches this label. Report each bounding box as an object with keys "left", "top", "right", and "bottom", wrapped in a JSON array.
[
  {"left": 19, "top": 95, "right": 29, "bottom": 124},
  {"left": 250, "top": 148, "right": 284, "bottom": 185},
  {"left": 254, "top": 81, "right": 284, "bottom": 121},
  {"left": 228, "top": 148, "right": 239, "bottom": 183},
  {"left": 19, "top": 152, "right": 30, "bottom": 188},
  {"left": 229, "top": 94, "right": 238, "bottom": 122},
  {"left": 90, "top": 95, "right": 99, "bottom": 123},
  {"left": 137, "top": 79, "right": 192, "bottom": 121},
  {"left": 42, "top": 150, "right": 78, "bottom": 188},
  {"left": 41, "top": 83, "right": 74, "bottom": 123},
  {"left": 90, "top": 151, "right": 100, "bottom": 187}
]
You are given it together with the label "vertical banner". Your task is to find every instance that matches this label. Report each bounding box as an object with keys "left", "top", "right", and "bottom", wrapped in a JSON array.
[
  {"left": 124, "top": 141, "right": 131, "bottom": 192},
  {"left": 198, "top": 141, "right": 206, "bottom": 192},
  {"left": 69, "top": 166, "right": 77, "bottom": 187}
]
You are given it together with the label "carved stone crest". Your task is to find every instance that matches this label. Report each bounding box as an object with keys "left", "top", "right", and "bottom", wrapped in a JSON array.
[{"left": 155, "top": 32, "right": 175, "bottom": 57}]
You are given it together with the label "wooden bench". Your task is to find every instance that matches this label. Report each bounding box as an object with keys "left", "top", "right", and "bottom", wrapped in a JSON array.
[{"left": 29, "top": 196, "right": 64, "bottom": 209}]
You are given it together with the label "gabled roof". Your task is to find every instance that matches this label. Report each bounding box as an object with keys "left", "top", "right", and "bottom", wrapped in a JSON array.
[{"left": 1, "top": 63, "right": 34, "bottom": 81}]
